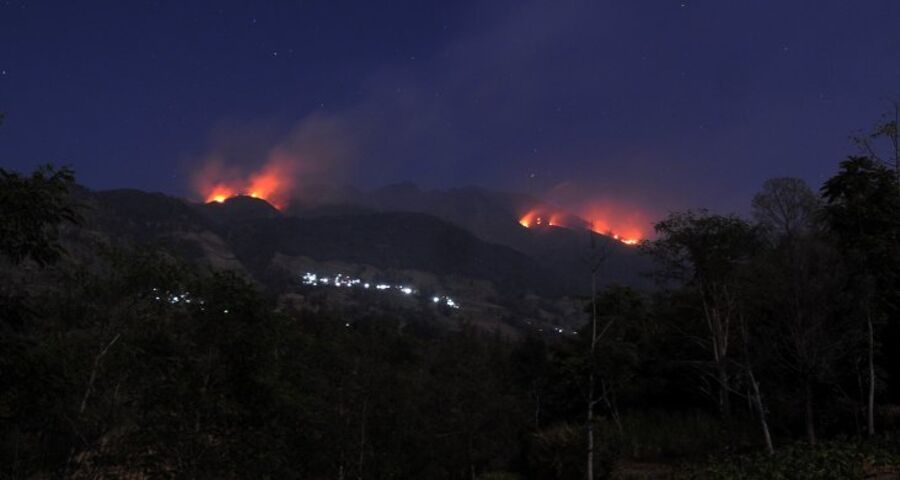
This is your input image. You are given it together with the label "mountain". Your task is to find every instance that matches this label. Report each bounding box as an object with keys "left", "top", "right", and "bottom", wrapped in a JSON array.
[
  {"left": 71, "top": 189, "right": 567, "bottom": 294},
  {"left": 197, "top": 195, "right": 282, "bottom": 224},
  {"left": 63, "top": 185, "right": 650, "bottom": 335},
  {"left": 288, "top": 183, "right": 652, "bottom": 292},
  {"left": 217, "top": 211, "right": 560, "bottom": 296}
]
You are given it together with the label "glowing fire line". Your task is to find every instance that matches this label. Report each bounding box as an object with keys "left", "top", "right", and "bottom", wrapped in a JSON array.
[
  {"left": 196, "top": 157, "right": 297, "bottom": 210},
  {"left": 518, "top": 209, "right": 642, "bottom": 246}
]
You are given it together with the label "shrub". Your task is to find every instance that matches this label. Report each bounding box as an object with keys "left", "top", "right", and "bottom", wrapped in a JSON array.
[
  {"left": 673, "top": 440, "right": 900, "bottom": 480},
  {"left": 528, "top": 423, "right": 620, "bottom": 480}
]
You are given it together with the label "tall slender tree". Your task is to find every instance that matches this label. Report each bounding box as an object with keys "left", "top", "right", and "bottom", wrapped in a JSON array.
[
  {"left": 822, "top": 156, "right": 900, "bottom": 436},
  {"left": 644, "top": 211, "right": 761, "bottom": 420},
  {"left": 750, "top": 177, "right": 838, "bottom": 446}
]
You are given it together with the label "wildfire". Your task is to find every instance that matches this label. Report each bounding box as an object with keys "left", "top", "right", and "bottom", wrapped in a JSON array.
[
  {"left": 587, "top": 217, "right": 643, "bottom": 246},
  {"left": 196, "top": 157, "right": 298, "bottom": 210},
  {"left": 519, "top": 211, "right": 545, "bottom": 228},
  {"left": 518, "top": 209, "right": 567, "bottom": 228},
  {"left": 206, "top": 184, "right": 237, "bottom": 204},
  {"left": 585, "top": 216, "right": 642, "bottom": 245},
  {"left": 518, "top": 207, "right": 644, "bottom": 246},
  {"left": 604, "top": 232, "right": 641, "bottom": 246}
]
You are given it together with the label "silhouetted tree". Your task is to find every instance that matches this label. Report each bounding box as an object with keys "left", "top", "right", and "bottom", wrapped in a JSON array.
[
  {"left": 822, "top": 156, "right": 900, "bottom": 437},
  {"left": 644, "top": 211, "right": 761, "bottom": 420},
  {"left": 749, "top": 177, "right": 846, "bottom": 446},
  {"left": 853, "top": 100, "right": 900, "bottom": 181},
  {"left": 0, "top": 165, "right": 79, "bottom": 266}
]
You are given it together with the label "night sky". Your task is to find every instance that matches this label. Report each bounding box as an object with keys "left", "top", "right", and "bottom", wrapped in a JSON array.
[{"left": 2, "top": 1, "right": 900, "bottom": 221}]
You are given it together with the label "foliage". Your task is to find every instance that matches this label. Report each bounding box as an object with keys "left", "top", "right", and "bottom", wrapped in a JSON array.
[
  {"left": 644, "top": 210, "right": 761, "bottom": 286},
  {"left": 674, "top": 440, "right": 900, "bottom": 480},
  {"left": 4, "top": 141, "right": 900, "bottom": 479},
  {"left": 599, "top": 411, "right": 755, "bottom": 461},
  {"left": 527, "top": 423, "right": 619, "bottom": 480},
  {"left": 0, "top": 164, "right": 79, "bottom": 266},
  {"left": 751, "top": 177, "right": 821, "bottom": 240},
  {"left": 822, "top": 156, "right": 900, "bottom": 288}
]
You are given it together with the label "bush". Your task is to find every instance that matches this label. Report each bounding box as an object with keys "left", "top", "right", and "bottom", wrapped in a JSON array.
[
  {"left": 597, "top": 411, "right": 756, "bottom": 461},
  {"left": 528, "top": 423, "right": 620, "bottom": 480},
  {"left": 478, "top": 472, "right": 522, "bottom": 480},
  {"left": 673, "top": 440, "right": 900, "bottom": 480}
]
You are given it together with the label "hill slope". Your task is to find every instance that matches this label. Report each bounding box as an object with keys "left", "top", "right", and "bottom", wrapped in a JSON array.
[{"left": 288, "top": 183, "right": 652, "bottom": 292}]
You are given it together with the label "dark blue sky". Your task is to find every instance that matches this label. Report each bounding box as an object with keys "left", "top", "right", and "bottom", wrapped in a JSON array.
[{"left": 2, "top": 0, "right": 900, "bottom": 220}]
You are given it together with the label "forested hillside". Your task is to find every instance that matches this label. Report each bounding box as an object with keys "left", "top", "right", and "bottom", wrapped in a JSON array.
[{"left": 4, "top": 137, "right": 900, "bottom": 479}]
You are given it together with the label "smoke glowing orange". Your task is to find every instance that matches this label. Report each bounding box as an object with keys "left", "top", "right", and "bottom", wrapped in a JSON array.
[
  {"left": 206, "top": 184, "right": 237, "bottom": 204},
  {"left": 518, "top": 210, "right": 543, "bottom": 228},
  {"left": 195, "top": 156, "right": 298, "bottom": 210},
  {"left": 583, "top": 202, "right": 647, "bottom": 245},
  {"left": 518, "top": 204, "right": 646, "bottom": 246},
  {"left": 518, "top": 209, "right": 569, "bottom": 228}
]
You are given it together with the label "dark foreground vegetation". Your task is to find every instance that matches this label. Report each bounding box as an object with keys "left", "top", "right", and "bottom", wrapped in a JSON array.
[{"left": 2, "top": 115, "right": 900, "bottom": 479}]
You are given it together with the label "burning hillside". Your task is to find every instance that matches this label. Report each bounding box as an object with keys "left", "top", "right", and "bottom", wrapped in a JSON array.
[
  {"left": 193, "top": 152, "right": 303, "bottom": 210},
  {"left": 518, "top": 206, "right": 644, "bottom": 246}
]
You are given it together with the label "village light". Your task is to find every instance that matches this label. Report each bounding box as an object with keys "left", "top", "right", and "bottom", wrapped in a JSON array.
[{"left": 300, "top": 271, "right": 461, "bottom": 310}]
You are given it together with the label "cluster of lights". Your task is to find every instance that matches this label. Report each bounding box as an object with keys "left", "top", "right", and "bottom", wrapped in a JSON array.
[
  {"left": 151, "top": 287, "right": 196, "bottom": 305},
  {"left": 149, "top": 286, "right": 574, "bottom": 334},
  {"left": 534, "top": 326, "right": 578, "bottom": 335},
  {"left": 300, "top": 272, "right": 460, "bottom": 309},
  {"left": 552, "top": 326, "right": 577, "bottom": 335},
  {"left": 149, "top": 288, "right": 239, "bottom": 314},
  {"left": 432, "top": 295, "right": 458, "bottom": 308},
  {"left": 523, "top": 318, "right": 578, "bottom": 335}
]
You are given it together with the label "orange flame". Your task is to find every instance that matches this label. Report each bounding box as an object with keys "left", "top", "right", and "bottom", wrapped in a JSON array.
[
  {"left": 206, "top": 184, "right": 237, "bottom": 204},
  {"left": 519, "top": 204, "right": 645, "bottom": 246},
  {"left": 519, "top": 210, "right": 554, "bottom": 228},
  {"left": 195, "top": 155, "right": 299, "bottom": 210},
  {"left": 244, "top": 158, "right": 295, "bottom": 209},
  {"left": 586, "top": 224, "right": 643, "bottom": 246},
  {"left": 584, "top": 203, "right": 646, "bottom": 246}
]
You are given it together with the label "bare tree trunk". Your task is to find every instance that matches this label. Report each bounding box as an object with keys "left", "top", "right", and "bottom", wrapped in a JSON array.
[
  {"left": 747, "top": 367, "right": 774, "bottom": 455},
  {"left": 585, "top": 230, "right": 611, "bottom": 480},
  {"left": 703, "top": 297, "right": 732, "bottom": 420},
  {"left": 867, "top": 311, "right": 876, "bottom": 437},
  {"left": 587, "top": 270, "right": 597, "bottom": 480},
  {"left": 601, "top": 379, "right": 624, "bottom": 437},
  {"left": 587, "top": 390, "right": 594, "bottom": 480},
  {"left": 79, "top": 333, "right": 121, "bottom": 415},
  {"left": 64, "top": 333, "right": 122, "bottom": 477},
  {"left": 717, "top": 363, "right": 731, "bottom": 420},
  {"left": 805, "top": 380, "right": 817, "bottom": 446},
  {"left": 739, "top": 312, "right": 772, "bottom": 455}
]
